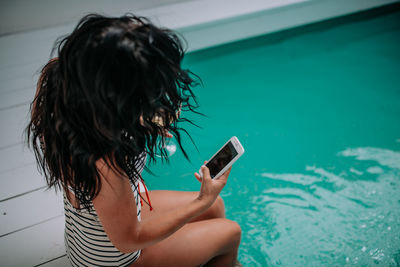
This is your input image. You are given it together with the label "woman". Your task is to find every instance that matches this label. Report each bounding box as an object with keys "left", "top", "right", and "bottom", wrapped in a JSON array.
[{"left": 27, "top": 14, "right": 241, "bottom": 266}]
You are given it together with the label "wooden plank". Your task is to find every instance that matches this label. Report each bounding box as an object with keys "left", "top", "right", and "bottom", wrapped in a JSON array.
[
  {"left": 0, "top": 188, "right": 63, "bottom": 237},
  {"left": 0, "top": 140, "right": 45, "bottom": 202},
  {"left": 0, "top": 142, "right": 36, "bottom": 174},
  {"left": 0, "top": 104, "right": 29, "bottom": 149},
  {"left": 0, "top": 61, "right": 39, "bottom": 93},
  {"left": 0, "top": 216, "right": 66, "bottom": 267},
  {"left": 0, "top": 24, "right": 69, "bottom": 110},
  {"left": 0, "top": 0, "right": 189, "bottom": 35},
  {"left": 0, "top": 71, "right": 37, "bottom": 111},
  {"left": 36, "top": 255, "right": 71, "bottom": 267},
  {"left": 0, "top": 88, "right": 33, "bottom": 111},
  {"left": 0, "top": 163, "right": 46, "bottom": 201},
  {"left": 0, "top": 25, "right": 68, "bottom": 70}
]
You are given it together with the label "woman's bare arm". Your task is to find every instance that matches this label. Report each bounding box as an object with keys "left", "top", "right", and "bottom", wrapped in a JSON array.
[{"left": 93, "top": 160, "right": 229, "bottom": 253}]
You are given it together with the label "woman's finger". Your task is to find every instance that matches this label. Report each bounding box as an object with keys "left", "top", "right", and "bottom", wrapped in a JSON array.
[
  {"left": 201, "top": 165, "right": 211, "bottom": 181},
  {"left": 224, "top": 167, "right": 232, "bottom": 177},
  {"left": 194, "top": 172, "right": 202, "bottom": 183}
]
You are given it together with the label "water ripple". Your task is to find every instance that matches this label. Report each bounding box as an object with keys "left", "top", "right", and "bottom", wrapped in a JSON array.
[
  {"left": 245, "top": 146, "right": 400, "bottom": 266},
  {"left": 339, "top": 147, "right": 400, "bottom": 170}
]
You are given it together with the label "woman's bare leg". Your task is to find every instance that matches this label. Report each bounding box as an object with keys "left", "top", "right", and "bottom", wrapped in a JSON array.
[
  {"left": 132, "top": 190, "right": 241, "bottom": 267},
  {"left": 141, "top": 190, "right": 226, "bottom": 222},
  {"left": 135, "top": 218, "right": 241, "bottom": 267}
]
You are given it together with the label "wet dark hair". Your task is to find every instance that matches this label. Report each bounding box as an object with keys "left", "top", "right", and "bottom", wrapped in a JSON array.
[{"left": 26, "top": 13, "right": 201, "bottom": 210}]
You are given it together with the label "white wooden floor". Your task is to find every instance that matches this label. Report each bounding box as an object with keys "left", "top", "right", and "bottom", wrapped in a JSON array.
[
  {"left": 1, "top": 0, "right": 398, "bottom": 266},
  {"left": 0, "top": 33, "right": 69, "bottom": 267},
  {"left": 0, "top": 2, "right": 194, "bottom": 266}
]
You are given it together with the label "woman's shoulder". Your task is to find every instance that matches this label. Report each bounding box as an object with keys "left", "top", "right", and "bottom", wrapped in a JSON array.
[{"left": 95, "top": 157, "right": 133, "bottom": 194}]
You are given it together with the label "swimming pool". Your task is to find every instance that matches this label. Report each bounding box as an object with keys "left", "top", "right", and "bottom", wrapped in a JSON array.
[{"left": 143, "top": 7, "right": 400, "bottom": 266}]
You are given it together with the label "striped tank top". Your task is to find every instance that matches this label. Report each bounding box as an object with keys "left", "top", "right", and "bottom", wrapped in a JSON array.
[{"left": 63, "top": 152, "right": 147, "bottom": 266}]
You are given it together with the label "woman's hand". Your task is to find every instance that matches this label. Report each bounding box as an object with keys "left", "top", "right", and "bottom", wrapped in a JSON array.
[{"left": 194, "top": 162, "right": 231, "bottom": 208}]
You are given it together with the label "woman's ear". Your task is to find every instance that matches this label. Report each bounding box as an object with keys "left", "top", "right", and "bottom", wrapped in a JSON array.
[
  {"left": 139, "top": 115, "right": 145, "bottom": 126},
  {"left": 151, "top": 114, "right": 165, "bottom": 127},
  {"left": 140, "top": 113, "right": 166, "bottom": 127}
]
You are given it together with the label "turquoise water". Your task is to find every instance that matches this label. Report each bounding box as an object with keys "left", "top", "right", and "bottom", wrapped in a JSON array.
[{"left": 143, "top": 9, "right": 400, "bottom": 266}]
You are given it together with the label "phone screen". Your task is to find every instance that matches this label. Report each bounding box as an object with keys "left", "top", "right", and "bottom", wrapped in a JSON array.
[{"left": 206, "top": 141, "right": 238, "bottom": 178}]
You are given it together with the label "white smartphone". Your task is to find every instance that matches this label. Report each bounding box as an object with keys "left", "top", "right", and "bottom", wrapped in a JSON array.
[{"left": 199, "top": 136, "right": 245, "bottom": 179}]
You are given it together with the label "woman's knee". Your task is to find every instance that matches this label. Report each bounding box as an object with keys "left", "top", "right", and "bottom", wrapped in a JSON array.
[
  {"left": 228, "top": 220, "right": 242, "bottom": 247},
  {"left": 193, "top": 196, "right": 226, "bottom": 222},
  {"left": 217, "top": 219, "right": 242, "bottom": 247},
  {"left": 210, "top": 196, "right": 225, "bottom": 218},
  {"left": 213, "top": 219, "right": 241, "bottom": 257}
]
